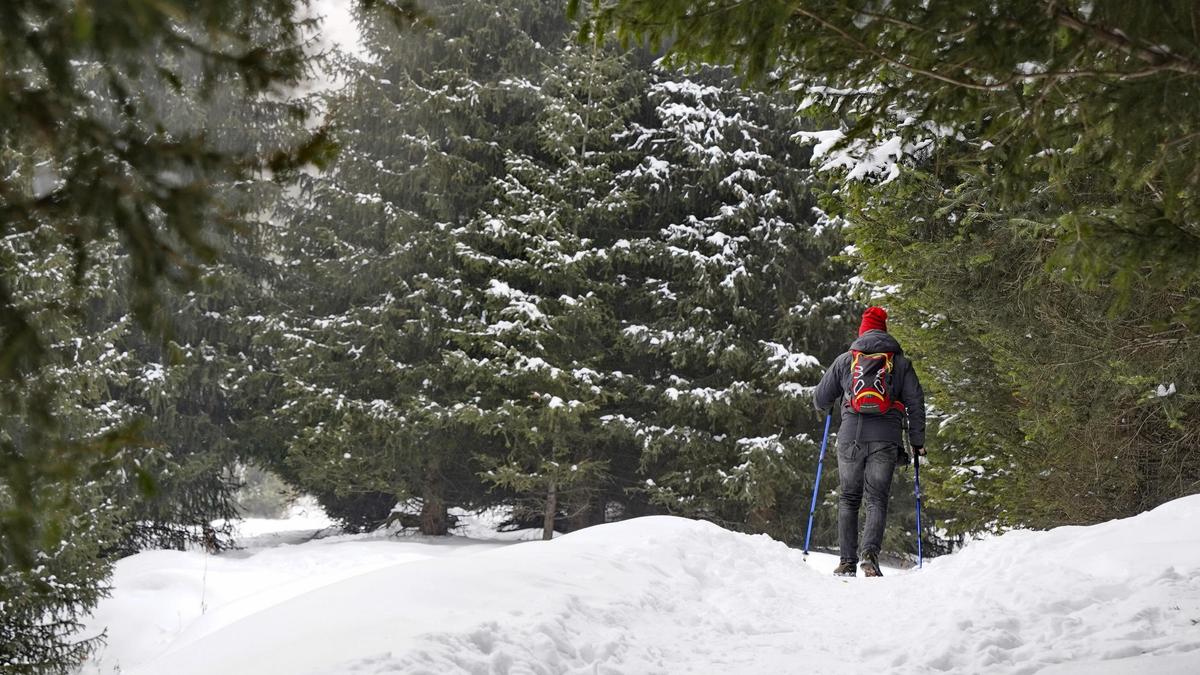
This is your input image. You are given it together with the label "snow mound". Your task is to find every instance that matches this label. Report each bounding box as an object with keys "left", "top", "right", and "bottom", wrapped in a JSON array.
[{"left": 88, "top": 497, "right": 1200, "bottom": 674}]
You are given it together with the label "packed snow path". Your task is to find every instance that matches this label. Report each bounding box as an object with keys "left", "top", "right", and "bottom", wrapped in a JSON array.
[{"left": 80, "top": 499, "right": 1200, "bottom": 674}]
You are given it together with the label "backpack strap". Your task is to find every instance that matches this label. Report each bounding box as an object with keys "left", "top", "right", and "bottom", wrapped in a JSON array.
[{"left": 890, "top": 356, "right": 909, "bottom": 414}]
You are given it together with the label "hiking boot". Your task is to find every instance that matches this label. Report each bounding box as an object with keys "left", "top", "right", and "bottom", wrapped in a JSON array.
[
  {"left": 860, "top": 551, "right": 883, "bottom": 577},
  {"left": 833, "top": 559, "right": 857, "bottom": 577}
]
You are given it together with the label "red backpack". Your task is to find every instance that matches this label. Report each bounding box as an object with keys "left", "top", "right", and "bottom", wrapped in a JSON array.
[{"left": 849, "top": 350, "right": 906, "bottom": 415}]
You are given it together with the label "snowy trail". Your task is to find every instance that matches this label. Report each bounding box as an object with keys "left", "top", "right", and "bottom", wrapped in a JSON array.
[{"left": 79, "top": 499, "right": 1200, "bottom": 675}]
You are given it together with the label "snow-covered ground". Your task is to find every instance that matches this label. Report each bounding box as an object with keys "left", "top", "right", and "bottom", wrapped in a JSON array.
[{"left": 77, "top": 497, "right": 1200, "bottom": 674}]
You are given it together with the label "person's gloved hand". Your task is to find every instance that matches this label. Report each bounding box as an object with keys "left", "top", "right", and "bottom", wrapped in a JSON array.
[{"left": 913, "top": 446, "right": 927, "bottom": 456}]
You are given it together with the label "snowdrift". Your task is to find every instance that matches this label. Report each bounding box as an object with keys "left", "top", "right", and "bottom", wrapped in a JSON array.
[{"left": 80, "top": 497, "right": 1200, "bottom": 674}]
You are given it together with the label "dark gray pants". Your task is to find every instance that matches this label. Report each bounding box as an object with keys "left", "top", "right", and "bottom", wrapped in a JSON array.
[{"left": 836, "top": 437, "right": 898, "bottom": 562}]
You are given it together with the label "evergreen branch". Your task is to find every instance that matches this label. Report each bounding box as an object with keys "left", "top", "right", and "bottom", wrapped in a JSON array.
[
  {"left": 787, "top": 6, "right": 1008, "bottom": 92},
  {"left": 851, "top": 9, "right": 929, "bottom": 33},
  {"left": 1049, "top": 3, "right": 1200, "bottom": 78},
  {"left": 790, "top": 4, "right": 1195, "bottom": 93}
]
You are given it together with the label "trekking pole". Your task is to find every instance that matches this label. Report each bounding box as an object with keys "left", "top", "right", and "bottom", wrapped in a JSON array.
[
  {"left": 803, "top": 412, "right": 833, "bottom": 557},
  {"left": 914, "top": 451, "right": 924, "bottom": 568},
  {"left": 905, "top": 417, "right": 924, "bottom": 569}
]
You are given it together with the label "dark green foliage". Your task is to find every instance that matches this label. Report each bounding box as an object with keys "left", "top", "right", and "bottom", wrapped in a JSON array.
[
  {"left": 455, "top": 40, "right": 646, "bottom": 537},
  {"left": 108, "top": 66, "right": 315, "bottom": 554},
  {"left": 0, "top": 478, "right": 121, "bottom": 674},
  {"left": 586, "top": 0, "right": 1200, "bottom": 547},
  {"left": 1, "top": 0, "right": 316, "bottom": 572},
  {"left": 580, "top": 0, "right": 1200, "bottom": 323},
  {"left": 0, "top": 0, "right": 319, "bottom": 373},
  {"left": 602, "top": 68, "right": 856, "bottom": 544},
  {"left": 0, "top": 0, "right": 424, "bottom": 573},
  {"left": 843, "top": 150, "right": 1200, "bottom": 533},
  {"left": 273, "top": 0, "right": 859, "bottom": 546},
  {"left": 0, "top": 2, "right": 391, "bottom": 668},
  {"left": 264, "top": 0, "right": 572, "bottom": 534},
  {"left": 0, "top": 231, "right": 140, "bottom": 671}
]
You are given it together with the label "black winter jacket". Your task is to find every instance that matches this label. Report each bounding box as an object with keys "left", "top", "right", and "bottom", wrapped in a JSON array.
[{"left": 813, "top": 330, "right": 926, "bottom": 448}]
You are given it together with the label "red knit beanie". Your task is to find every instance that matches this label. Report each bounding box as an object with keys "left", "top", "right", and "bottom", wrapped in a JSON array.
[{"left": 858, "top": 306, "right": 888, "bottom": 336}]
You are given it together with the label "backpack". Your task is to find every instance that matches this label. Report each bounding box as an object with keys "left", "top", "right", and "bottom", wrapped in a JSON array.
[{"left": 848, "top": 350, "right": 906, "bottom": 415}]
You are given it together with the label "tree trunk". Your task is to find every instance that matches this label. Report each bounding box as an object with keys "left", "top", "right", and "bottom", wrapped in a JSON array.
[
  {"left": 542, "top": 480, "right": 557, "bottom": 541},
  {"left": 568, "top": 497, "right": 594, "bottom": 532},
  {"left": 420, "top": 462, "right": 448, "bottom": 536}
]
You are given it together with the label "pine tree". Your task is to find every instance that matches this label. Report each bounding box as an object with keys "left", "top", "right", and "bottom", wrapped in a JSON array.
[
  {"left": 0, "top": 229, "right": 136, "bottom": 671},
  {"left": 458, "top": 39, "right": 648, "bottom": 537},
  {"left": 98, "top": 49, "right": 317, "bottom": 554},
  {"left": 269, "top": 0, "right": 572, "bottom": 533},
  {"left": 1, "top": 9, "right": 332, "bottom": 666},
  {"left": 599, "top": 66, "right": 856, "bottom": 544},
  {"left": 0, "top": 0, "right": 367, "bottom": 585}
]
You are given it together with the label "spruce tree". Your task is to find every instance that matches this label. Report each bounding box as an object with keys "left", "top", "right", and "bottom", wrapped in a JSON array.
[
  {"left": 0, "top": 0, "right": 366, "bottom": 583},
  {"left": 0, "top": 231, "right": 134, "bottom": 671},
  {"left": 100, "top": 48, "right": 317, "bottom": 553},
  {"left": 603, "top": 66, "right": 855, "bottom": 544},
  {"left": 461, "top": 39, "right": 647, "bottom": 537},
  {"left": 269, "top": 0, "right": 571, "bottom": 533},
  {"left": 1, "top": 8, "right": 332, "bottom": 667}
]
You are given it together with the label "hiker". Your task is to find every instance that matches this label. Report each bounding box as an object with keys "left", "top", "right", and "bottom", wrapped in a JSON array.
[{"left": 813, "top": 306, "right": 925, "bottom": 577}]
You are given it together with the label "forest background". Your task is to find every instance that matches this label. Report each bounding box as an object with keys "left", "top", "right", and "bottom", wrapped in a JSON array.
[{"left": 2, "top": 0, "right": 1197, "bottom": 671}]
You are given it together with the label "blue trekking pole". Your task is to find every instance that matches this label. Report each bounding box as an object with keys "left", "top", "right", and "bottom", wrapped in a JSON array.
[
  {"left": 905, "top": 416, "right": 924, "bottom": 568},
  {"left": 803, "top": 412, "right": 833, "bottom": 556}
]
